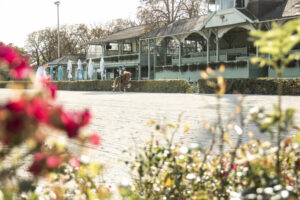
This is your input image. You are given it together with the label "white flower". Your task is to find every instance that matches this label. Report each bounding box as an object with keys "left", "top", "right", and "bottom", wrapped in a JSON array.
[
  {"left": 281, "top": 190, "right": 289, "bottom": 198},
  {"left": 186, "top": 173, "right": 196, "bottom": 180},
  {"left": 234, "top": 125, "right": 243, "bottom": 135},
  {"left": 180, "top": 146, "right": 189, "bottom": 154},
  {"left": 249, "top": 106, "right": 259, "bottom": 114},
  {"left": 80, "top": 155, "right": 89, "bottom": 164}
]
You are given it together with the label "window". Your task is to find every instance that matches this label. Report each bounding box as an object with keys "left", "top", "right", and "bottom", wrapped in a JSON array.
[
  {"left": 123, "top": 43, "right": 132, "bottom": 52},
  {"left": 236, "top": 0, "right": 248, "bottom": 8},
  {"left": 215, "top": 0, "right": 248, "bottom": 10}
]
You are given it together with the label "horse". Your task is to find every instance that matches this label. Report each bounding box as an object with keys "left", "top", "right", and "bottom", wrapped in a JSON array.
[{"left": 112, "top": 71, "right": 132, "bottom": 92}]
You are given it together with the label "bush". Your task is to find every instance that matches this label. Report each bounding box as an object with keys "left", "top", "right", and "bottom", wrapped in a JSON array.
[
  {"left": 0, "top": 80, "right": 195, "bottom": 93},
  {"left": 198, "top": 78, "right": 300, "bottom": 95},
  {"left": 129, "top": 80, "right": 194, "bottom": 93},
  {"left": 0, "top": 80, "right": 32, "bottom": 89},
  {"left": 54, "top": 80, "right": 114, "bottom": 91},
  {"left": 54, "top": 80, "right": 195, "bottom": 93}
]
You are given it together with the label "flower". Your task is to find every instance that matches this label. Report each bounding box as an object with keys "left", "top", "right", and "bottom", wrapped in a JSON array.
[
  {"left": 5, "top": 98, "right": 26, "bottom": 112},
  {"left": 26, "top": 97, "right": 49, "bottom": 123},
  {"left": 69, "top": 157, "right": 80, "bottom": 169},
  {"left": 46, "top": 155, "right": 61, "bottom": 168},
  {"left": 29, "top": 153, "right": 45, "bottom": 175},
  {"left": 0, "top": 43, "right": 32, "bottom": 79},
  {"left": 0, "top": 43, "right": 18, "bottom": 64},
  {"left": 10, "top": 59, "right": 32, "bottom": 79},
  {"left": 34, "top": 152, "right": 45, "bottom": 162},
  {"left": 60, "top": 109, "right": 91, "bottom": 138},
  {"left": 40, "top": 77, "right": 57, "bottom": 99},
  {"left": 232, "top": 164, "right": 237, "bottom": 170},
  {"left": 89, "top": 133, "right": 101, "bottom": 146}
]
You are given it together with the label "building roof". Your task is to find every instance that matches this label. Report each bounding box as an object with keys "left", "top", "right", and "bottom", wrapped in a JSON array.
[
  {"left": 236, "top": 8, "right": 257, "bottom": 21},
  {"left": 260, "top": 0, "right": 300, "bottom": 21},
  {"left": 48, "top": 54, "right": 86, "bottom": 65},
  {"left": 88, "top": 25, "right": 148, "bottom": 44},
  {"left": 141, "top": 15, "right": 208, "bottom": 40}
]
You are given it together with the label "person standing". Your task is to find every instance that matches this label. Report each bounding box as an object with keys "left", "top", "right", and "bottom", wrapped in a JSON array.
[
  {"left": 119, "top": 66, "right": 126, "bottom": 84},
  {"left": 35, "top": 62, "right": 48, "bottom": 84}
]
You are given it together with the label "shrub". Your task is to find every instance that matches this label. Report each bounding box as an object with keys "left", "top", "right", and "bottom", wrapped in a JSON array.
[{"left": 198, "top": 78, "right": 300, "bottom": 95}]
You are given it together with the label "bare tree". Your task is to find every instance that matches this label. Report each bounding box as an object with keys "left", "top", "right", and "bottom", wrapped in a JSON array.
[
  {"left": 105, "top": 18, "right": 137, "bottom": 34},
  {"left": 137, "top": 0, "right": 184, "bottom": 26},
  {"left": 137, "top": 0, "right": 207, "bottom": 30},
  {"left": 182, "top": 0, "right": 207, "bottom": 18}
]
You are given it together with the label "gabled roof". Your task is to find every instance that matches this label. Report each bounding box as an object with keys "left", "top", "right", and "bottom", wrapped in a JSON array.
[
  {"left": 260, "top": 0, "right": 300, "bottom": 21},
  {"left": 141, "top": 15, "right": 208, "bottom": 40},
  {"left": 48, "top": 54, "right": 86, "bottom": 65},
  {"left": 88, "top": 25, "right": 148, "bottom": 44}
]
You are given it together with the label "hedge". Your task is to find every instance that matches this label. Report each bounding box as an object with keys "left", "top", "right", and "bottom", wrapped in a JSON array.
[
  {"left": 54, "top": 80, "right": 194, "bottom": 93},
  {"left": 0, "top": 80, "right": 195, "bottom": 93},
  {"left": 198, "top": 78, "right": 300, "bottom": 95},
  {"left": 0, "top": 81, "right": 32, "bottom": 89}
]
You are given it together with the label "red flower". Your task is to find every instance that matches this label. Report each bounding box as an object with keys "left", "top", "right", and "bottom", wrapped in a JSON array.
[
  {"left": 10, "top": 60, "right": 32, "bottom": 80},
  {"left": 29, "top": 153, "right": 45, "bottom": 175},
  {"left": 60, "top": 109, "right": 91, "bottom": 138},
  {"left": 46, "top": 155, "right": 61, "bottom": 168},
  {"left": 40, "top": 77, "right": 57, "bottom": 99},
  {"left": 89, "top": 133, "right": 101, "bottom": 146},
  {"left": 0, "top": 44, "right": 18, "bottom": 64},
  {"left": 4, "top": 114, "right": 25, "bottom": 139},
  {"left": 0, "top": 43, "right": 32, "bottom": 79},
  {"left": 34, "top": 152, "right": 45, "bottom": 162},
  {"left": 26, "top": 97, "right": 49, "bottom": 123},
  {"left": 29, "top": 163, "right": 43, "bottom": 175},
  {"left": 81, "top": 109, "right": 91, "bottom": 126},
  {"left": 69, "top": 157, "right": 80, "bottom": 169},
  {"left": 5, "top": 98, "right": 26, "bottom": 112}
]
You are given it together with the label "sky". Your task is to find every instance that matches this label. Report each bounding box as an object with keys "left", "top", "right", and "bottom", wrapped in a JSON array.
[{"left": 0, "top": 0, "right": 140, "bottom": 48}]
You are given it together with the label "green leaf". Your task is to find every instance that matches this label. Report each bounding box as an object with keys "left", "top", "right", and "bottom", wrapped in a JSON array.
[{"left": 295, "top": 132, "right": 300, "bottom": 144}]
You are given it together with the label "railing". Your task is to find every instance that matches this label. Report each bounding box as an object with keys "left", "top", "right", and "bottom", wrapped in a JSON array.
[
  {"left": 87, "top": 53, "right": 102, "bottom": 59},
  {"left": 104, "top": 53, "right": 139, "bottom": 63}
]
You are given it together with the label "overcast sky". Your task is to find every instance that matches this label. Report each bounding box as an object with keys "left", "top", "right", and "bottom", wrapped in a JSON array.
[{"left": 0, "top": 0, "right": 140, "bottom": 48}]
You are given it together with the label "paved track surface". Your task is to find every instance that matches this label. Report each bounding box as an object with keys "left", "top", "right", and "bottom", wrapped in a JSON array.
[{"left": 1, "top": 89, "right": 300, "bottom": 192}]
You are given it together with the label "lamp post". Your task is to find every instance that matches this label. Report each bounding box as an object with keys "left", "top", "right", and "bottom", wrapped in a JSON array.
[{"left": 54, "top": 1, "right": 60, "bottom": 58}]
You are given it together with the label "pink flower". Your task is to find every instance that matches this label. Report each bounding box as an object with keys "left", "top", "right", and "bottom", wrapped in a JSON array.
[
  {"left": 69, "top": 157, "right": 80, "bottom": 169},
  {"left": 46, "top": 155, "right": 61, "bottom": 168},
  {"left": 232, "top": 164, "right": 237, "bottom": 170},
  {"left": 34, "top": 153, "right": 45, "bottom": 163},
  {"left": 89, "top": 133, "right": 102, "bottom": 146}
]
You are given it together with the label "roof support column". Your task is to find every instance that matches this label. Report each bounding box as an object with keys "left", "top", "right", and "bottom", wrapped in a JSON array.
[
  {"left": 148, "top": 39, "right": 151, "bottom": 80},
  {"left": 179, "top": 41, "right": 182, "bottom": 68},
  {"left": 215, "top": 30, "right": 219, "bottom": 62},
  {"left": 163, "top": 40, "right": 167, "bottom": 65},
  {"left": 153, "top": 40, "right": 157, "bottom": 80},
  {"left": 206, "top": 38, "right": 210, "bottom": 65},
  {"left": 138, "top": 40, "right": 142, "bottom": 80},
  {"left": 256, "top": 24, "right": 262, "bottom": 57}
]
